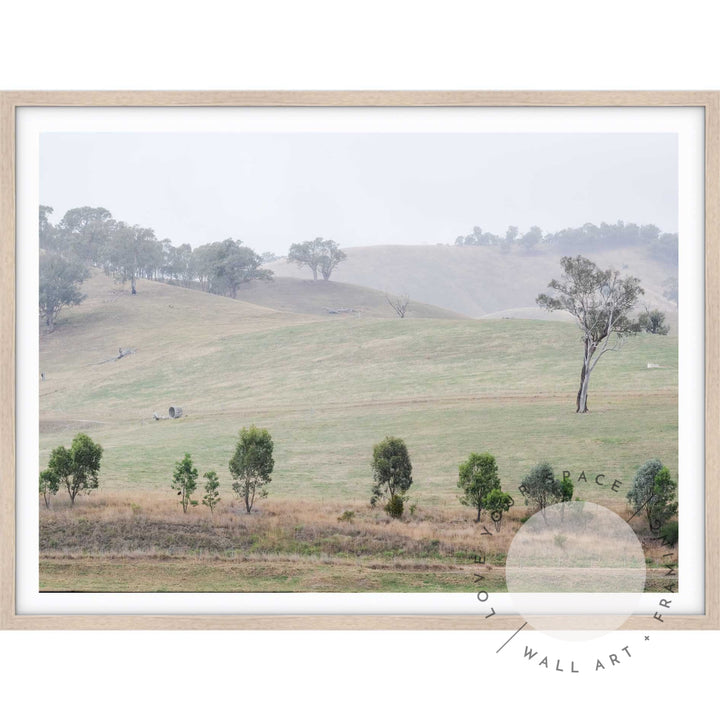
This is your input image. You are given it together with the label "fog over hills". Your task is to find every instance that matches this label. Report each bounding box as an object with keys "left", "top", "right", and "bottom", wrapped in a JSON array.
[
  {"left": 266, "top": 244, "right": 677, "bottom": 323},
  {"left": 232, "top": 276, "right": 465, "bottom": 319}
]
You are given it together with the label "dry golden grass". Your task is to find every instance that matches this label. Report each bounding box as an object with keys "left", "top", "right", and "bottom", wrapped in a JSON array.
[{"left": 39, "top": 491, "right": 676, "bottom": 592}]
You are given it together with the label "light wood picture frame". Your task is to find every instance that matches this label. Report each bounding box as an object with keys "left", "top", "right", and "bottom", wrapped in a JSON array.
[{"left": 1, "top": 91, "right": 717, "bottom": 629}]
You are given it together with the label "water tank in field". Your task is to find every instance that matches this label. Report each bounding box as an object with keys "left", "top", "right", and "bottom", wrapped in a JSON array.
[{"left": 169, "top": 406, "right": 183, "bottom": 419}]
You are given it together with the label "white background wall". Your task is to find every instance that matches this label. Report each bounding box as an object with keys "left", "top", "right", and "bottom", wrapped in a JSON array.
[{"left": 1, "top": 1, "right": 718, "bottom": 717}]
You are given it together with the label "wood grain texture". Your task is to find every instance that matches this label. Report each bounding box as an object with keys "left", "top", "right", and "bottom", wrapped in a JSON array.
[
  {"left": 1, "top": 91, "right": 718, "bottom": 630},
  {"left": 0, "top": 92, "right": 17, "bottom": 630},
  {"left": 704, "top": 94, "right": 720, "bottom": 629},
  {"left": 0, "top": 90, "right": 718, "bottom": 107}
]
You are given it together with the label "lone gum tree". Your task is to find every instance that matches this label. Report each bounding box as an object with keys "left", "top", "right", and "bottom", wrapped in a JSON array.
[
  {"left": 229, "top": 425, "right": 274, "bottom": 513},
  {"left": 537, "top": 255, "right": 644, "bottom": 413}
]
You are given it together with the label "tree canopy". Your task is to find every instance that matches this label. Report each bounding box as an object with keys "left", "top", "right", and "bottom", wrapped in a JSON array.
[
  {"left": 105, "top": 222, "right": 158, "bottom": 294},
  {"left": 39, "top": 252, "right": 90, "bottom": 331},
  {"left": 172, "top": 453, "right": 199, "bottom": 513},
  {"left": 44, "top": 433, "right": 103, "bottom": 506},
  {"left": 229, "top": 426, "right": 275, "bottom": 513},
  {"left": 37, "top": 206, "right": 273, "bottom": 312},
  {"left": 634, "top": 308, "right": 670, "bottom": 335},
  {"left": 57, "top": 206, "right": 115, "bottom": 265},
  {"left": 627, "top": 459, "right": 677, "bottom": 530},
  {"left": 288, "top": 238, "right": 346, "bottom": 280},
  {"left": 39, "top": 469, "right": 60, "bottom": 509},
  {"left": 484, "top": 488, "right": 514, "bottom": 530},
  {"left": 191, "top": 238, "right": 272, "bottom": 297},
  {"left": 202, "top": 470, "right": 221, "bottom": 516},
  {"left": 519, "top": 462, "right": 562, "bottom": 516},
  {"left": 457, "top": 452, "right": 501, "bottom": 522},
  {"left": 370, "top": 436, "right": 413, "bottom": 509},
  {"left": 453, "top": 220, "right": 678, "bottom": 263}
]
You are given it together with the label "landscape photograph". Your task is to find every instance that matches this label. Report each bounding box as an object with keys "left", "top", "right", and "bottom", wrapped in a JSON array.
[{"left": 37, "top": 127, "right": 679, "bottom": 594}]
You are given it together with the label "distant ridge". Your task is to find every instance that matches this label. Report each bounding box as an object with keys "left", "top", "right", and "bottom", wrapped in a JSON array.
[{"left": 267, "top": 244, "right": 678, "bottom": 321}]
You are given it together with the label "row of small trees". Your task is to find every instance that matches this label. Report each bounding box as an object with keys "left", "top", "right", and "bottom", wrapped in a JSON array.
[
  {"left": 40, "top": 432, "right": 677, "bottom": 540},
  {"left": 172, "top": 426, "right": 275, "bottom": 514},
  {"left": 369, "top": 437, "right": 571, "bottom": 526},
  {"left": 167, "top": 433, "right": 576, "bottom": 528},
  {"left": 367, "top": 436, "right": 677, "bottom": 537}
]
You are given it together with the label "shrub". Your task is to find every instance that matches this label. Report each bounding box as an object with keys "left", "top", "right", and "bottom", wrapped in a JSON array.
[
  {"left": 659, "top": 520, "right": 679, "bottom": 547},
  {"left": 484, "top": 488, "right": 514, "bottom": 530},
  {"left": 635, "top": 308, "right": 670, "bottom": 335},
  {"left": 458, "top": 452, "right": 501, "bottom": 522},
  {"left": 172, "top": 453, "right": 199, "bottom": 513},
  {"left": 519, "top": 462, "right": 562, "bottom": 515},
  {"left": 202, "top": 470, "right": 221, "bottom": 516},
  {"left": 39, "top": 469, "right": 59, "bottom": 509},
  {"left": 627, "top": 459, "right": 676, "bottom": 530},
  {"left": 370, "top": 436, "right": 412, "bottom": 509},
  {"left": 384, "top": 494, "right": 405, "bottom": 519},
  {"left": 627, "top": 459, "right": 662, "bottom": 524},
  {"left": 337, "top": 510, "right": 355, "bottom": 522},
  {"left": 650, "top": 466, "right": 677, "bottom": 530}
]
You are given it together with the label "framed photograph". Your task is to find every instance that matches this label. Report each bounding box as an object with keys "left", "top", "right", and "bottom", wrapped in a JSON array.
[{"left": 1, "top": 92, "right": 717, "bottom": 630}]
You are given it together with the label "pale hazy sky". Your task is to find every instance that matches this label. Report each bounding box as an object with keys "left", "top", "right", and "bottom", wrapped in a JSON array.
[{"left": 40, "top": 132, "right": 677, "bottom": 253}]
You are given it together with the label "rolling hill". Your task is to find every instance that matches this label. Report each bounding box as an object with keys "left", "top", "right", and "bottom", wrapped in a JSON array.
[
  {"left": 39, "top": 269, "right": 678, "bottom": 506},
  {"left": 266, "top": 244, "right": 678, "bottom": 324},
  {"left": 231, "top": 275, "right": 465, "bottom": 319}
]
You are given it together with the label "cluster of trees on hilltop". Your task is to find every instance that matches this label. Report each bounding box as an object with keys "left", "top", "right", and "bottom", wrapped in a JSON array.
[
  {"left": 40, "top": 205, "right": 271, "bottom": 297},
  {"left": 454, "top": 220, "right": 678, "bottom": 264},
  {"left": 39, "top": 205, "right": 276, "bottom": 329},
  {"left": 39, "top": 206, "right": 352, "bottom": 329}
]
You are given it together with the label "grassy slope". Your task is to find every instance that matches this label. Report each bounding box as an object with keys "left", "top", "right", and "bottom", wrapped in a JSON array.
[
  {"left": 40, "top": 270, "right": 678, "bottom": 506},
  {"left": 266, "top": 244, "right": 678, "bottom": 324},
  {"left": 231, "top": 276, "right": 465, "bottom": 319}
]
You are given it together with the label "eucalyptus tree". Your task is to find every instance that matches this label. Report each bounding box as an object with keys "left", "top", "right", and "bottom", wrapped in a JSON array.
[
  {"left": 229, "top": 426, "right": 275, "bottom": 513},
  {"left": 39, "top": 251, "right": 89, "bottom": 331},
  {"left": 44, "top": 433, "right": 103, "bottom": 507},
  {"left": 537, "top": 255, "right": 644, "bottom": 413},
  {"left": 288, "top": 237, "right": 346, "bottom": 281}
]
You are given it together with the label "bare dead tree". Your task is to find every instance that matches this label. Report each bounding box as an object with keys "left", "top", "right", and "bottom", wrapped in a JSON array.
[{"left": 385, "top": 292, "right": 410, "bottom": 318}]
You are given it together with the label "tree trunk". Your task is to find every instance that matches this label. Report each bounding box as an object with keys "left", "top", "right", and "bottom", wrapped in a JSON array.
[
  {"left": 131, "top": 275, "right": 137, "bottom": 294},
  {"left": 576, "top": 341, "right": 592, "bottom": 413},
  {"left": 312, "top": 267, "right": 318, "bottom": 281},
  {"left": 245, "top": 488, "right": 251, "bottom": 513},
  {"left": 576, "top": 370, "right": 590, "bottom": 413},
  {"left": 476, "top": 506, "right": 481, "bottom": 522}
]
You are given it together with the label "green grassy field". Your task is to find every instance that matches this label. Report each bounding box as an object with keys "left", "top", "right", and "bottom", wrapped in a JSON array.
[
  {"left": 38, "top": 271, "right": 678, "bottom": 591},
  {"left": 40, "top": 271, "right": 677, "bottom": 500}
]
